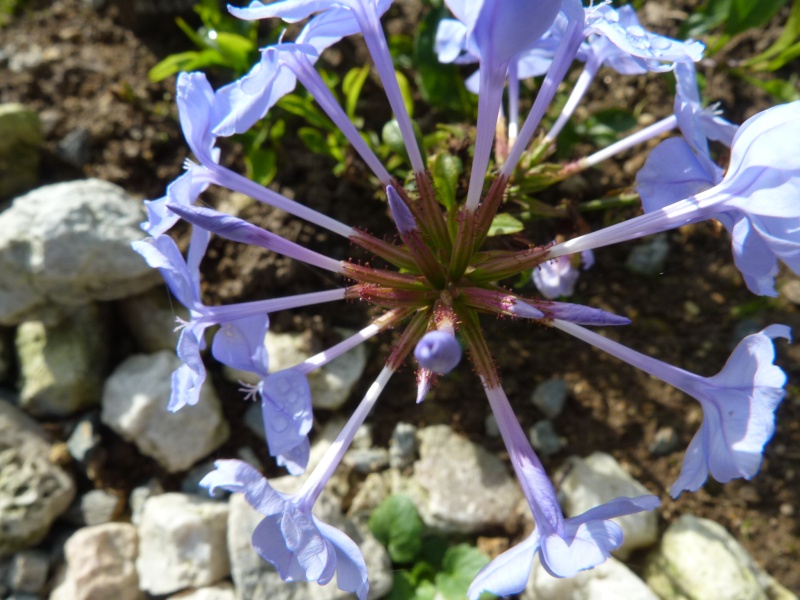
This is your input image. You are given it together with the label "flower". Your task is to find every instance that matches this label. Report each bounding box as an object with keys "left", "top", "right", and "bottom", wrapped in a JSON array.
[
  {"left": 551, "top": 320, "right": 791, "bottom": 497},
  {"left": 469, "top": 384, "right": 659, "bottom": 598},
  {"left": 201, "top": 459, "right": 369, "bottom": 598}
]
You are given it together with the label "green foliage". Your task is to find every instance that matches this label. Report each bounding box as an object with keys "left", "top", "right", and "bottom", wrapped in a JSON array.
[
  {"left": 0, "top": 0, "right": 21, "bottom": 28},
  {"left": 148, "top": 0, "right": 260, "bottom": 82},
  {"left": 681, "top": 0, "right": 790, "bottom": 41},
  {"left": 369, "top": 494, "right": 425, "bottom": 563},
  {"left": 574, "top": 108, "right": 638, "bottom": 148},
  {"left": 369, "top": 495, "right": 495, "bottom": 600},
  {"left": 487, "top": 213, "right": 525, "bottom": 237},
  {"left": 431, "top": 153, "right": 463, "bottom": 211}
]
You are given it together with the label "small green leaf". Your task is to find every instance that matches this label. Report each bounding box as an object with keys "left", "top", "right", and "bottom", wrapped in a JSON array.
[
  {"left": 343, "top": 65, "right": 371, "bottom": 119},
  {"left": 487, "top": 213, "right": 525, "bottom": 237},
  {"left": 434, "top": 544, "right": 494, "bottom": 600},
  {"left": 368, "top": 494, "right": 424, "bottom": 564},
  {"left": 432, "top": 153, "right": 463, "bottom": 210},
  {"left": 298, "top": 127, "right": 331, "bottom": 157},
  {"left": 395, "top": 69, "right": 415, "bottom": 118},
  {"left": 244, "top": 147, "right": 277, "bottom": 186},
  {"left": 278, "top": 95, "right": 333, "bottom": 130},
  {"left": 148, "top": 50, "right": 227, "bottom": 82}
]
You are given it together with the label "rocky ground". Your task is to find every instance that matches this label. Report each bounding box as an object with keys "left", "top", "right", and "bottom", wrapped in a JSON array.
[{"left": 0, "top": 1, "right": 799, "bottom": 599}]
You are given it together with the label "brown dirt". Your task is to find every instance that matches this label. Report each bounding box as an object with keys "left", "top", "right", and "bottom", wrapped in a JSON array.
[{"left": 1, "top": 0, "right": 798, "bottom": 594}]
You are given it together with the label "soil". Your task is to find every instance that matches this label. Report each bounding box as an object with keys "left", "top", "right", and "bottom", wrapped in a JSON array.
[{"left": 1, "top": 0, "right": 798, "bottom": 594}]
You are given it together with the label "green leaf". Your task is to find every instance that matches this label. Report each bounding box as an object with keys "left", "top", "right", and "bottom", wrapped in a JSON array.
[
  {"left": 487, "top": 213, "right": 525, "bottom": 237},
  {"left": 743, "top": 0, "right": 800, "bottom": 71},
  {"left": 298, "top": 127, "right": 331, "bottom": 157},
  {"left": 277, "top": 95, "right": 333, "bottom": 130},
  {"left": 432, "top": 153, "right": 463, "bottom": 210},
  {"left": 576, "top": 108, "right": 637, "bottom": 147},
  {"left": 738, "top": 73, "right": 800, "bottom": 102},
  {"left": 434, "top": 544, "right": 494, "bottom": 600},
  {"left": 343, "top": 65, "right": 371, "bottom": 119},
  {"left": 213, "top": 31, "right": 257, "bottom": 73},
  {"left": 395, "top": 69, "right": 415, "bottom": 118},
  {"left": 244, "top": 147, "right": 277, "bottom": 186},
  {"left": 725, "top": 0, "right": 788, "bottom": 36},
  {"left": 368, "top": 494, "right": 424, "bottom": 564},
  {"left": 147, "top": 50, "right": 227, "bottom": 82}
]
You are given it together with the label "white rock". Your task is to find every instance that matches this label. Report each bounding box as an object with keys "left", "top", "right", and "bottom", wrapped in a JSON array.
[
  {"left": 411, "top": 425, "right": 522, "bottom": 533},
  {"left": 0, "top": 179, "right": 162, "bottom": 325},
  {"left": 50, "top": 523, "right": 142, "bottom": 600},
  {"left": 558, "top": 452, "right": 658, "bottom": 558},
  {"left": 101, "top": 351, "right": 229, "bottom": 473},
  {"left": 167, "top": 582, "right": 236, "bottom": 600},
  {"left": 523, "top": 556, "right": 658, "bottom": 600},
  {"left": 225, "top": 329, "right": 368, "bottom": 411},
  {"left": 0, "top": 401, "right": 75, "bottom": 557},
  {"left": 136, "top": 493, "right": 230, "bottom": 596},
  {"left": 644, "top": 515, "right": 795, "bottom": 600}
]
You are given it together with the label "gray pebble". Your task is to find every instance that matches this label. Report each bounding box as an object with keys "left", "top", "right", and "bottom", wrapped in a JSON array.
[
  {"left": 56, "top": 127, "right": 91, "bottom": 168},
  {"left": 8, "top": 550, "right": 49, "bottom": 594},
  {"left": 528, "top": 420, "right": 563, "bottom": 457},
  {"left": 531, "top": 378, "right": 568, "bottom": 419},
  {"left": 389, "top": 422, "right": 417, "bottom": 469},
  {"left": 649, "top": 427, "right": 680, "bottom": 457},
  {"left": 344, "top": 448, "right": 389, "bottom": 474},
  {"left": 626, "top": 233, "right": 670, "bottom": 276}
]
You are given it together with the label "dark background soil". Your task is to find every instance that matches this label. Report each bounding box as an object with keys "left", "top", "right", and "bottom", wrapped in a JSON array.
[{"left": 1, "top": 0, "right": 798, "bottom": 593}]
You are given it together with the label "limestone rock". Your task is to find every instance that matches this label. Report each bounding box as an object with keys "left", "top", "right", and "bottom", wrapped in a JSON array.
[
  {"left": 644, "top": 515, "right": 795, "bottom": 600},
  {"left": 524, "top": 556, "right": 659, "bottom": 600},
  {"left": 0, "top": 179, "right": 162, "bottom": 325},
  {"left": 0, "top": 104, "right": 41, "bottom": 199},
  {"left": 7, "top": 550, "right": 49, "bottom": 595},
  {"left": 136, "top": 493, "right": 230, "bottom": 596},
  {"left": 101, "top": 351, "right": 229, "bottom": 473},
  {"left": 50, "top": 523, "right": 142, "bottom": 600},
  {"left": 0, "top": 401, "right": 75, "bottom": 557},
  {"left": 16, "top": 304, "right": 108, "bottom": 417},
  {"left": 558, "top": 452, "right": 658, "bottom": 558},
  {"left": 411, "top": 425, "right": 522, "bottom": 533}
]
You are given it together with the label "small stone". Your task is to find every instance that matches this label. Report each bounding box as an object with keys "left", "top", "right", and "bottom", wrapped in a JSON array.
[
  {"left": 7, "top": 550, "right": 49, "bottom": 594},
  {"left": 352, "top": 424, "right": 373, "bottom": 450},
  {"left": 79, "top": 489, "right": 121, "bottom": 526},
  {"left": 136, "top": 493, "right": 230, "bottom": 596},
  {"left": 129, "top": 479, "right": 163, "bottom": 527},
  {"left": 411, "top": 425, "right": 522, "bottom": 533},
  {"left": 242, "top": 402, "right": 265, "bottom": 440},
  {"left": 626, "top": 233, "right": 669, "bottom": 276},
  {"left": 528, "top": 420, "right": 563, "bottom": 457},
  {"left": 388, "top": 422, "right": 417, "bottom": 469},
  {"left": 780, "top": 279, "right": 800, "bottom": 305},
  {"left": 0, "top": 104, "right": 41, "bottom": 199},
  {"left": 16, "top": 304, "right": 109, "bottom": 417},
  {"left": 530, "top": 379, "right": 568, "bottom": 419},
  {"left": 484, "top": 413, "right": 500, "bottom": 438},
  {"left": 50, "top": 523, "right": 142, "bottom": 600},
  {"left": 56, "top": 127, "right": 91, "bottom": 168},
  {"left": 779, "top": 503, "right": 794, "bottom": 517},
  {"left": 101, "top": 351, "right": 229, "bottom": 473},
  {"left": 0, "top": 401, "right": 75, "bottom": 558},
  {"left": 644, "top": 515, "right": 790, "bottom": 600},
  {"left": 558, "top": 452, "right": 658, "bottom": 558},
  {"left": 168, "top": 583, "right": 236, "bottom": 600},
  {"left": 0, "top": 179, "right": 162, "bottom": 325},
  {"left": 66, "top": 414, "right": 103, "bottom": 463},
  {"left": 344, "top": 448, "right": 389, "bottom": 474},
  {"left": 648, "top": 426, "right": 680, "bottom": 457}
]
